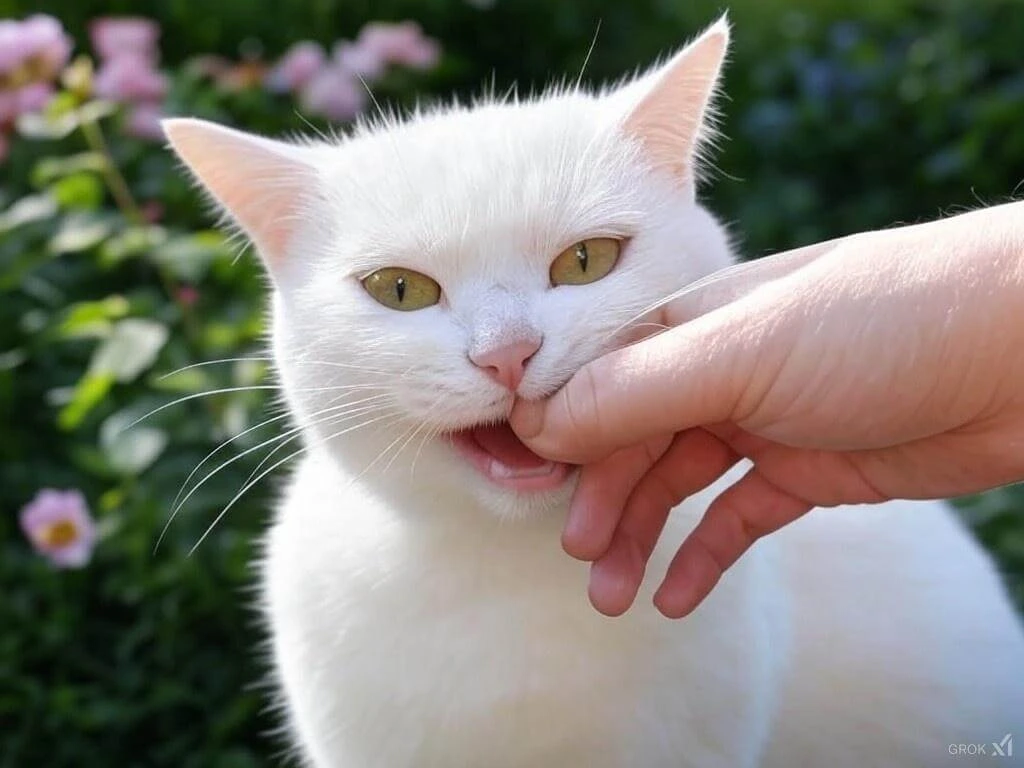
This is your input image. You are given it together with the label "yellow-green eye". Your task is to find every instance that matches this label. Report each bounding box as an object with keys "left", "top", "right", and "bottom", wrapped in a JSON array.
[
  {"left": 549, "top": 238, "right": 621, "bottom": 286},
  {"left": 362, "top": 267, "right": 441, "bottom": 311}
]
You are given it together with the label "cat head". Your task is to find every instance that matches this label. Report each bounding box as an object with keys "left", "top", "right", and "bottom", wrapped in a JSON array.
[{"left": 165, "top": 18, "right": 733, "bottom": 520}]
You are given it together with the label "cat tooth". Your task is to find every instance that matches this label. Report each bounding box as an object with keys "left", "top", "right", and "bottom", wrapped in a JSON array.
[
  {"left": 525, "top": 462, "right": 556, "bottom": 478},
  {"left": 489, "top": 460, "right": 556, "bottom": 479}
]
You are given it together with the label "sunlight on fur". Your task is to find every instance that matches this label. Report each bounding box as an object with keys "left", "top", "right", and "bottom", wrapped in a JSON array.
[{"left": 165, "top": 17, "right": 1024, "bottom": 768}]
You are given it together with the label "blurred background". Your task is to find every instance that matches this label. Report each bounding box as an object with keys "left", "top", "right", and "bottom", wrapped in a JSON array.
[{"left": 1, "top": 0, "right": 1022, "bottom": 765}]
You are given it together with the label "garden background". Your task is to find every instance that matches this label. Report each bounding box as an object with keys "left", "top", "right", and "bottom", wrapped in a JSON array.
[{"left": 2, "top": 0, "right": 1022, "bottom": 765}]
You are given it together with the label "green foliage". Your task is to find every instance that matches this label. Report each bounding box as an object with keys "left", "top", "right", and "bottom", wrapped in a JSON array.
[{"left": 1, "top": 0, "right": 1022, "bottom": 766}]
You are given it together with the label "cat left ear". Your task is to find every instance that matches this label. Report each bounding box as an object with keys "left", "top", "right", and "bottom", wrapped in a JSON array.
[
  {"left": 615, "top": 16, "right": 730, "bottom": 192},
  {"left": 163, "top": 118, "right": 318, "bottom": 265}
]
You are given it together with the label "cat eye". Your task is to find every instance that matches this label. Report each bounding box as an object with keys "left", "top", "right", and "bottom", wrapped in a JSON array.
[
  {"left": 549, "top": 238, "right": 621, "bottom": 286},
  {"left": 362, "top": 267, "right": 442, "bottom": 311}
]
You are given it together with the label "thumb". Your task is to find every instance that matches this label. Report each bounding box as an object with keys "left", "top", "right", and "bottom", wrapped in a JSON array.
[
  {"left": 510, "top": 238, "right": 840, "bottom": 463},
  {"left": 510, "top": 304, "right": 765, "bottom": 464}
]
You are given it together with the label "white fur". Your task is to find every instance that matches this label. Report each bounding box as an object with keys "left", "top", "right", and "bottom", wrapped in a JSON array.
[{"left": 167, "top": 21, "right": 1024, "bottom": 767}]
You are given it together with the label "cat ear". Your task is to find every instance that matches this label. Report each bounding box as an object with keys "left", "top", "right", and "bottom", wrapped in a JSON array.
[
  {"left": 614, "top": 16, "right": 730, "bottom": 191},
  {"left": 162, "top": 118, "right": 318, "bottom": 265}
]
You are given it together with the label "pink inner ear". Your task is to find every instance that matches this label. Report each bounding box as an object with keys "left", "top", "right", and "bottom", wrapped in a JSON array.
[
  {"left": 622, "top": 24, "right": 728, "bottom": 184},
  {"left": 218, "top": 169, "right": 306, "bottom": 259},
  {"left": 164, "top": 119, "right": 312, "bottom": 262}
]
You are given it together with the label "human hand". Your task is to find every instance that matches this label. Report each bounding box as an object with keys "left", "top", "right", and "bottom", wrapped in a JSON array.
[{"left": 511, "top": 203, "right": 1024, "bottom": 619}]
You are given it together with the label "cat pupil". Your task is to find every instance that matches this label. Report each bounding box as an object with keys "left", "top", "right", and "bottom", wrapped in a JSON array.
[
  {"left": 396, "top": 276, "right": 406, "bottom": 302},
  {"left": 575, "top": 243, "right": 589, "bottom": 272}
]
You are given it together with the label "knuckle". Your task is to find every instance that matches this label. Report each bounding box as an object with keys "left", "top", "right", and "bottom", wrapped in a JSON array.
[{"left": 689, "top": 525, "right": 731, "bottom": 580}]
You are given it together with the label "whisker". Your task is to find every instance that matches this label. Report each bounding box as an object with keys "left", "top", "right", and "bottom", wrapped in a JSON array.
[
  {"left": 411, "top": 423, "right": 441, "bottom": 478},
  {"left": 239, "top": 396, "right": 396, "bottom": 491},
  {"left": 158, "top": 396, "right": 395, "bottom": 552},
  {"left": 381, "top": 421, "right": 428, "bottom": 476},
  {"left": 127, "top": 386, "right": 282, "bottom": 430},
  {"left": 129, "top": 382, "right": 388, "bottom": 430},
  {"left": 358, "top": 423, "right": 418, "bottom": 481},
  {"left": 167, "top": 408, "right": 294, "bottom": 523},
  {"left": 159, "top": 356, "right": 395, "bottom": 381},
  {"left": 187, "top": 410, "right": 405, "bottom": 556},
  {"left": 158, "top": 356, "right": 273, "bottom": 380},
  {"left": 602, "top": 260, "right": 755, "bottom": 343},
  {"left": 575, "top": 19, "right": 602, "bottom": 91}
]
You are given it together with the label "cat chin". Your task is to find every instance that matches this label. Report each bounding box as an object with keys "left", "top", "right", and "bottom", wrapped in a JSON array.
[{"left": 463, "top": 470, "right": 577, "bottom": 522}]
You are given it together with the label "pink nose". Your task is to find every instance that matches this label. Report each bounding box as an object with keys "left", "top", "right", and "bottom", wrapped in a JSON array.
[{"left": 470, "top": 338, "right": 541, "bottom": 391}]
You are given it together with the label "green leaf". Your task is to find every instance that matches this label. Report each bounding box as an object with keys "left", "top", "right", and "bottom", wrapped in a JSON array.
[
  {"left": 46, "top": 91, "right": 80, "bottom": 118},
  {"left": 16, "top": 100, "right": 120, "bottom": 140},
  {"left": 31, "top": 152, "right": 107, "bottom": 187},
  {"left": 100, "top": 226, "right": 168, "bottom": 267},
  {"left": 49, "top": 173, "right": 105, "bottom": 210},
  {"left": 150, "top": 231, "right": 232, "bottom": 282},
  {"left": 0, "top": 194, "right": 58, "bottom": 234},
  {"left": 55, "top": 296, "right": 131, "bottom": 340},
  {"left": 89, "top": 318, "right": 169, "bottom": 383},
  {"left": 57, "top": 372, "right": 115, "bottom": 430},
  {"left": 75, "top": 100, "right": 119, "bottom": 124},
  {"left": 100, "top": 410, "right": 168, "bottom": 475},
  {"left": 0, "top": 349, "right": 27, "bottom": 371},
  {"left": 48, "top": 213, "right": 113, "bottom": 254},
  {"left": 15, "top": 110, "right": 78, "bottom": 140}
]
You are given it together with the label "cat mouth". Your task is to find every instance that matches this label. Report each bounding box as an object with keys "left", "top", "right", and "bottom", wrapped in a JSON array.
[{"left": 448, "top": 421, "right": 573, "bottom": 492}]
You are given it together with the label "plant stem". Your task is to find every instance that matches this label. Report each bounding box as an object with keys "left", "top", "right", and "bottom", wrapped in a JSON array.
[
  {"left": 78, "top": 112, "right": 205, "bottom": 364},
  {"left": 78, "top": 117, "right": 144, "bottom": 225}
]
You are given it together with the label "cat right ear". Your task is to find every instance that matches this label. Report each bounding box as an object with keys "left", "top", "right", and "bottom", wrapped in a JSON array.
[
  {"left": 610, "top": 17, "right": 730, "bottom": 194},
  {"left": 163, "top": 118, "right": 318, "bottom": 266}
]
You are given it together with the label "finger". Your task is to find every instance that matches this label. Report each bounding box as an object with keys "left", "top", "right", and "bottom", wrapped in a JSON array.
[
  {"left": 511, "top": 236, "right": 847, "bottom": 463},
  {"left": 564, "top": 436, "right": 673, "bottom": 561},
  {"left": 510, "top": 307, "right": 760, "bottom": 463},
  {"left": 588, "top": 429, "right": 739, "bottom": 616},
  {"left": 653, "top": 468, "right": 812, "bottom": 619},
  {"left": 658, "top": 237, "right": 845, "bottom": 327}
]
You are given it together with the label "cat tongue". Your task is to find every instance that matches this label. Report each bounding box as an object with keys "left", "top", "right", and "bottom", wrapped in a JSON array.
[{"left": 472, "top": 422, "right": 548, "bottom": 469}]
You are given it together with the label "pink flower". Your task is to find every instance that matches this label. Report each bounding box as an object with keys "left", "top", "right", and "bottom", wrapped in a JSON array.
[
  {"left": 265, "top": 41, "right": 325, "bottom": 93},
  {"left": 125, "top": 102, "right": 165, "bottom": 140},
  {"left": 332, "top": 40, "right": 386, "bottom": 81},
  {"left": 94, "top": 53, "right": 168, "bottom": 102},
  {"left": 0, "top": 84, "right": 53, "bottom": 128},
  {"left": 176, "top": 284, "right": 199, "bottom": 306},
  {"left": 356, "top": 22, "right": 440, "bottom": 71},
  {"left": 0, "top": 14, "right": 72, "bottom": 80},
  {"left": 89, "top": 17, "right": 159, "bottom": 62},
  {"left": 0, "top": 91, "right": 17, "bottom": 126},
  {"left": 20, "top": 489, "right": 97, "bottom": 569},
  {"left": 142, "top": 200, "right": 165, "bottom": 223},
  {"left": 19, "top": 14, "right": 72, "bottom": 77},
  {"left": 0, "top": 21, "right": 22, "bottom": 75},
  {"left": 15, "top": 82, "right": 53, "bottom": 113},
  {"left": 299, "top": 64, "right": 366, "bottom": 122}
]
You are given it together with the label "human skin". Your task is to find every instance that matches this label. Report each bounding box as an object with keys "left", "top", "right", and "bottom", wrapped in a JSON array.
[{"left": 511, "top": 202, "right": 1024, "bottom": 618}]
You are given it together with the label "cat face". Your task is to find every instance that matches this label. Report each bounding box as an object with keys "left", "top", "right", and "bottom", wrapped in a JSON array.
[{"left": 166, "top": 19, "right": 732, "bottom": 519}]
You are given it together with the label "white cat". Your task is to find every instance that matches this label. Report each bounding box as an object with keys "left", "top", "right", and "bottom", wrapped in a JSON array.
[{"left": 165, "top": 18, "right": 1024, "bottom": 768}]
